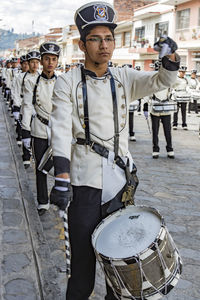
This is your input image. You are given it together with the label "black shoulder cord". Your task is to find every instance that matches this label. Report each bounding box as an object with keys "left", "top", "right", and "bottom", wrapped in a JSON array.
[
  {"left": 109, "top": 70, "right": 119, "bottom": 160},
  {"left": 81, "top": 66, "right": 90, "bottom": 145},
  {"left": 80, "top": 66, "right": 119, "bottom": 158},
  {"left": 32, "top": 74, "right": 41, "bottom": 105},
  {"left": 20, "top": 71, "right": 28, "bottom": 98}
]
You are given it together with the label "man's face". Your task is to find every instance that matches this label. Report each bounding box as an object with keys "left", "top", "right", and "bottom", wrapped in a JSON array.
[
  {"left": 7, "top": 62, "right": 11, "bottom": 68},
  {"left": 21, "top": 61, "right": 29, "bottom": 73},
  {"left": 40, "top": 54, "right": 58, "bottom": 73},
  {"left": 29, "top": 59, "right": 40, "bottom": 73},
  {"left": 79, "top": 26, "right": 115, "bottom": 65},
  {"left": 12, "top": 62, "right": 18, "bottom": 68},
  {"left": 179, "top": 71, "right": 185, "bottom": 78},
  {"left": 191, "top": 73, "right": 196, "bottom": 79}
]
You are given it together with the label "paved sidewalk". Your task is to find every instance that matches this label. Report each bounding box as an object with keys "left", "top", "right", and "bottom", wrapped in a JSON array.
[
  {"left": 0, "top": 86, "right": 200, "bottom": 300},
  {"left": 0, "top": 92, "right": 62, "bottom": 300}
]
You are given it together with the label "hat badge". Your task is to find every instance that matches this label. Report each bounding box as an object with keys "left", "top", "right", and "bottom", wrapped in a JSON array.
[
  {"left": 49, "top": 44, "right": 55, "bottom": 52},
  {"left": 94, "top": 5, "right": 108, "bottom": 20}
]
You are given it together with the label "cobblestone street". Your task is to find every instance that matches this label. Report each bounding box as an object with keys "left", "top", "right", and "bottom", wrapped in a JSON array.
[{"left": 0, "top": 90, "right": 200, "bottom": 299}]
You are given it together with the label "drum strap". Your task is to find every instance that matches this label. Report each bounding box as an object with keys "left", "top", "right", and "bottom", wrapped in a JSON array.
[{"left": 80, "top": 66, "right": 119, "bottom": 159}]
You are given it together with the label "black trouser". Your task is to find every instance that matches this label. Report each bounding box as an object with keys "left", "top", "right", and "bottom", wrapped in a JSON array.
[
  {"left": 32, "top": 137, "right": 49, "bottom": 205},
  {"left": 129, "top": 111, "right": 135, "bottom": 136},
  {"left": 66, "top": 186, "right": 118, "bottom": 300},
  {"left": 22, "top": 144, "right": 31, "bottom": 162},
  {"left": 16, "top": 115, "right": 22, "bottom": 140},
  {"left": 137, "top": 99, "right": 141, "bottom": 112},
  {"left": 173, "top": 102, "right": 187, "bottom": 127},
  {"left": 151, "top": 114, "right": 173, "bottom": 153},
  {"left": 188, "top": 100, "right": 198, "bottom": 114}
]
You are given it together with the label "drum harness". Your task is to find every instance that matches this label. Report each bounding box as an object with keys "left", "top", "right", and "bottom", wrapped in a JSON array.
[
  {"left": 76, "top": 67, "right": 139, "bottom": 206},
  {"left": 32, "top": 73, "right": 57, "bottom": 127}
]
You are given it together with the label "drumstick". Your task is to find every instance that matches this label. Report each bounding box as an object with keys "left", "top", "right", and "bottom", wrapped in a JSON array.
[{"left": 59, "top": 204, "right": 71, "bottom": 277}]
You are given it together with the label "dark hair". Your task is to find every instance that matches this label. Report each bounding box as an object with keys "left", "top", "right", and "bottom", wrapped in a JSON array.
[{"left": 81, "top": 25, "right": 115, "bottom": 43}]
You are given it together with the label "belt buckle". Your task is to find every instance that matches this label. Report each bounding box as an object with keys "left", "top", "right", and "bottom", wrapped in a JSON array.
[{"left": 89, "top": 141, "right": 96, "bottom": 153}]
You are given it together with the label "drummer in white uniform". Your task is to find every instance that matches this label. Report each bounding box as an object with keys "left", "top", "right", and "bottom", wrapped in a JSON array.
[
  {"left": 172, "top": 66, "right": 190, "bottom": 130},
  {"left": 12, "top": 55, "right": 29, "bottom": 145},
  {"left": 188, "top": 69, "right": 199, "bottom": 114},
  {"left": 21, "top": 50, "right": 41, "bottom": 168},
  {"left": 49, "top": 2, "right": 180, "bottom": 299},
  {"left": 144, "top": 61, "right": 175, "bottom": 158},
  {"left": 22, "top": 42, "right": 60, "bottom": 216}
]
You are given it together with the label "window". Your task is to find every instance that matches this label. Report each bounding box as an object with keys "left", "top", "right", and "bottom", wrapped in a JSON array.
[
  {"left": 115, "top": 33, "right": 122, "bottom": 48},
  {"left": 176, "top": 9, "right": 190, "bottom": 30},
  {"left": 124, "top": 31, "right": 131, "bottom": 47},
  {"left": 155, "top": 22, "right": 169, "bottom": 43},
  {"left": 134, "top": 26, "right": 145, "bottom": 42}
]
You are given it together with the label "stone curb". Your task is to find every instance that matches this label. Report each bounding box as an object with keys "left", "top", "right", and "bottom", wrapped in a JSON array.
[{"left": 2, "top": 100, "right": 62, "bottom": 300}]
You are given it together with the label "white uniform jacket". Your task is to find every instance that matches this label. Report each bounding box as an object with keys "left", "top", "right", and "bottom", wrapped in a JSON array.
[
  {"left": 172, "top": 76, "right": 190, "bottom": 100},
  {"left": 22, "top": 72, "right": 56, "bottom": 139},
  {"left": 51, "top": 57, "right": 180, "bottom": 189},
  {"left": 12, "top": 71, "right": 25, "bottom": 108}
]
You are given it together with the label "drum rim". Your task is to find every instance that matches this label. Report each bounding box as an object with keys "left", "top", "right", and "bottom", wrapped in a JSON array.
[{"left": 92, "top": 205, "right": 165, "bottom": 261}]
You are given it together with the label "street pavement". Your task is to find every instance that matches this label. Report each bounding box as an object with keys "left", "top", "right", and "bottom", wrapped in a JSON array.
[{"left": 0, "top": 89, "right": 200, "bottom": 300}]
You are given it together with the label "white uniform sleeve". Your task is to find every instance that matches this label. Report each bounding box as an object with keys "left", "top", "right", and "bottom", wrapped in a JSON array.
[
  {"left": 21, "top": 79, "right": 34, "bottom": 132},
  {"left": 50, "top": 74, "right": 73, "bottom": 162},
  {"left": 13, "top": 75, "right": 22, "bottom": 108}
]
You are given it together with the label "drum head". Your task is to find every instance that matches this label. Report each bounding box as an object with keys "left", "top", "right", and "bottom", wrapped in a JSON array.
[{"left": 93, "top": 206, "right": 162, "bottom": 259}]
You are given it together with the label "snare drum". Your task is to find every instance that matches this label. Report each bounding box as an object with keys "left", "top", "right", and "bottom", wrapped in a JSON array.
[
  {"left": 38, "top": 146, "right": 54, "bottom": 176},
  {"left": 152, "top": 102, "right": 177, "bottom": 113},
  {"left": 92, "top": 206, "right": 182, "bottom": 300},
  {"left": 191, "top": 90, "right": 200, "bottom": 101},
  {"left": 174, "top": 93, "right": 191, "bottom": 102}
]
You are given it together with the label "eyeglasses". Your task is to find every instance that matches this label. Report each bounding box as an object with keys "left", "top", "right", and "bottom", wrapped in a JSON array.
[{"left": 86, "top": 37, "right": 115, "bottom": 44}]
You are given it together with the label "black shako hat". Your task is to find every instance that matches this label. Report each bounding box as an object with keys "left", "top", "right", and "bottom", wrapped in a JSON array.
[
  {"left": 20, "top": 55, "right": 27, "bottom": 63},
  {"left": 26, "top": 51, "right": 41, "bottom": 61},
  {"left": 39, "top": 42, "right": 61, "bottom": 57},
  {"left": 191, "top": 69, "right": 197, "bottom": 74},
  {"left": 74, "top": 1, "right": 117, "bottom": 38},
  {"left": 179, "top": 66, "right": 187, "bottom": 72},
  {"left": 11, "top": 57, "right": 18, "bottom": 63}
]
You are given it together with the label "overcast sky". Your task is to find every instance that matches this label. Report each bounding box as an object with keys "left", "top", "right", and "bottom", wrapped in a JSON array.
[{"left": 0, "top": 0, "right": 113, "bottom": 34}]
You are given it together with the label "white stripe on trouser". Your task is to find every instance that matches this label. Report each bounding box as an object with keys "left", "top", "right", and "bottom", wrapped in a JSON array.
[{"left": 61, "top": 203, "right": 71, "bottom": 277}]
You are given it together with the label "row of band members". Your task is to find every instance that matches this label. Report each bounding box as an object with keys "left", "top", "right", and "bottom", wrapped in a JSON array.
[
  {"left": 0, "top": 1, "right": 185, "bottom": 299},
  {"left": 1, "top": 55, "right": 198, "bottom": 162}
]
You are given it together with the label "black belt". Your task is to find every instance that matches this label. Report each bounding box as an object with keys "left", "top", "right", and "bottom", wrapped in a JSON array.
[
  {"left": 76, "top": 138, "right": 126, "bottom": 170},
  {"left": 36, "top": 114, "right": 49, "bottom": 125}
]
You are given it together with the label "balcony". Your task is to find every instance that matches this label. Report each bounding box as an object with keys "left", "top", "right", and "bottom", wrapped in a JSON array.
[
  {"left": 130, "top": 39, "right": 157, "bottom": 54},
  {"left": 175, "top": 27, "right": 200, "bottom": 50}
]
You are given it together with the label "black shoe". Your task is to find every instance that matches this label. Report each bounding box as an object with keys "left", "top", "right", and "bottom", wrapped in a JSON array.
[{"left": 38, "top": 208, "right": 47, "bottom": 216}]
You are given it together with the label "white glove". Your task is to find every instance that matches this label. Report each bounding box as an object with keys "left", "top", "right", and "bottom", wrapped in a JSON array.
[
  {"left": 13, "top": 111, "right": 20, "bottom": 120},
  {"left": 154, "top": 36, "right": 178, "bottom": 59},
  {"left": 144, "top": 111, "right": 148, "bottom": 119},
  {"left": 22, "top": 138, "right": 31, "bottom": 149}
]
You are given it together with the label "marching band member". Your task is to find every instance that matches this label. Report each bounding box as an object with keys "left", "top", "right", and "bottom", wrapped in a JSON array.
[
  {"left": 49, "top": 2, "right": 180, "bottom": 299},
  {"left": 65, "top": 64, "right": 71, "bottom": 73},
  {"left": 188, "top": 69, "right": 199, "bottom": 114},
  {"left": 22, "top": 42, "right": 60, "bottom": 216},
  {"left": 21, "top": 50, "right": 41, "bottom": 168},
  {"left": 144, "top": 61, "right": 174, "bottom": 159},
  {"left": 12, "top": 55, "right": 29, "bottom": 145},
  {"left": 143, "top": 91, "right": 174, "bottom": 159},
  {"left": 172, "top": 66, "right": 190, "bottom": 130},
  {"left": 7, "top": 57, "right": 20, "bottom": 112},
  {"left": 3, "top": 60, "right": 12, "bottom": 103}
]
